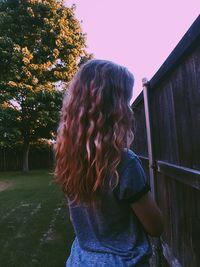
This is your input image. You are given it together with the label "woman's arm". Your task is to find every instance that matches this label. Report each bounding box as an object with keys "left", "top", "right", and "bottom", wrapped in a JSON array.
[{"left": 131, "top": 191, "right": 164, "bottom": 237}]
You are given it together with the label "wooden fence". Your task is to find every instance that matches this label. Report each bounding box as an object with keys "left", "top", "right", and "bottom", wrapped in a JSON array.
[
  {"left": 131, "top": 15, "right": 200, "bottom": 267},
  {"left": 0, "top": 145, "right": 53, "bottom": 171}
]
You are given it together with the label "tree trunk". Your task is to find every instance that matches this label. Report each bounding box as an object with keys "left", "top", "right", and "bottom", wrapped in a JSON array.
[{"left": 22, "top": 141, "right": 30, "bottom": 172}]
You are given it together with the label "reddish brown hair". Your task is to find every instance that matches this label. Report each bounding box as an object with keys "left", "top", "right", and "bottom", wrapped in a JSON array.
[{"left": 54, "top": 59, "right": 134, "bottom": 205}]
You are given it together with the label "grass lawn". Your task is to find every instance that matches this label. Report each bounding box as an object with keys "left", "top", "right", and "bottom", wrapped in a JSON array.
[{"left": 0, "top": 170, "right": 75, "bottom": 267}]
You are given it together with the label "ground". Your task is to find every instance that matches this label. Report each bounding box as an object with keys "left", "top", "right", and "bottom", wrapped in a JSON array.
[
  {"left": 0, "top": 170, "right": 74, "bottom": 267},
  {"left": 0, "top": 180, "right": 12, "bottom": 192}
]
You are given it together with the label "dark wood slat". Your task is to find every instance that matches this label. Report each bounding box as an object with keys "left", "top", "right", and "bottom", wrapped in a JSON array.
[
  {"left": 138, "top": 156, "right": 200, "bottom": 190},
  {"left": 161, "top": 239, "right": 182, "bottom": 267},
  {"left": 157, "top": 160, "right": 200, "bottom": 190}
]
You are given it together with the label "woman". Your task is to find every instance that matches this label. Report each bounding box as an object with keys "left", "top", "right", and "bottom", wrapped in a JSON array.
[{"left": 54, "top": 59, "right": 163, "bottom": 266}]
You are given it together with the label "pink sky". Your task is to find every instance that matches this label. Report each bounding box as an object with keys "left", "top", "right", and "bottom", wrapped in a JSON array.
[{"left": 65, "top": 0, "right": 199, "bottom": 103}]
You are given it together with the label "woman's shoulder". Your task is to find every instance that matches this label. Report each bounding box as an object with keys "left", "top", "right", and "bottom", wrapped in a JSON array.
[
  {"left": 122, "top": 148, "right": 140, "bottom": 162},
  {"left": 117, "top": 148, "right": 140, "bottom": 173}
]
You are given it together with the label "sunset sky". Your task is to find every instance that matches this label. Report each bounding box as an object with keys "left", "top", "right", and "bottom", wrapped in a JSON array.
[{"left": 65, "top": 0, "right": 199, "bottom": 103}]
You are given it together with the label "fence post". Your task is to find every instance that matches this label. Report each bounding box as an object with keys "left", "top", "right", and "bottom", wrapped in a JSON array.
[
  {"left": 142, "top": 78, "right": 162, "bottom": 267},
  {"left": 142, "top": 78, "right": 157, "bottom": 198}
]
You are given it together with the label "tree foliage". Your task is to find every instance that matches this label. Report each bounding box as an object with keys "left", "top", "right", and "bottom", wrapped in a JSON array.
[{"left": 0, "top": 0, "right": 90, "bottom": 170}]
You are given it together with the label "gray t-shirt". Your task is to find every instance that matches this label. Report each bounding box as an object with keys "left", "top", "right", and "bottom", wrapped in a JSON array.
[{"left": 67, "top": 149, "right": 152, "bottom": 265}]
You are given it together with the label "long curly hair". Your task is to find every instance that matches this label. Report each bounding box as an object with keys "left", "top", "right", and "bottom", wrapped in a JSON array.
[{"left": 54, "top": 59, "right": 135, "bottom": 205}]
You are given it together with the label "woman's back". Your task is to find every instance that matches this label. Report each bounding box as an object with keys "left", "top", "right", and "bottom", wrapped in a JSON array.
[{"left": 67, "top": 149, "right": 152, "bottom": 266}]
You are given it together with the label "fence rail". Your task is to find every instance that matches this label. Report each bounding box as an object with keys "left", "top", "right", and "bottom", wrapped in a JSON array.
[{"left": 0, "top": 145, "right": 53, "bottom": 171}]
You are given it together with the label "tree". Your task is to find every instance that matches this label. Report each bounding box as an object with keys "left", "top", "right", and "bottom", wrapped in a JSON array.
[{"left": 0, "top": 0, "right": 89, "bottom": 171}]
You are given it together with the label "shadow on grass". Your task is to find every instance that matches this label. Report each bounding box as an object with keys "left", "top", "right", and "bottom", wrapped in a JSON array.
[{"left": 0, "top": 170, "right": 75, "bottom": 267}]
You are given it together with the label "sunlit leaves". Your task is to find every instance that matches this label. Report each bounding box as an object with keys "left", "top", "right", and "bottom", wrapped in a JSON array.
[{"left": 0, "top": 0, "right": 89, "bottom": 150}]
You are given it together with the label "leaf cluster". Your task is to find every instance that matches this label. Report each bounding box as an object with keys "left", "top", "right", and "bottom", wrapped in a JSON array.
[{"left": 0, "top": 0, "right": 91, "bottom": 147}]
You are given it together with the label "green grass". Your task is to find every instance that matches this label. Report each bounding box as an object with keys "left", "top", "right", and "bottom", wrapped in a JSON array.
[{"left": 0, "top": 170, "right": 75, "bottom": 267}]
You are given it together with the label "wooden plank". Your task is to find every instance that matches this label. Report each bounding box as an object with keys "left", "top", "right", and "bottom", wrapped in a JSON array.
[
  {"left": 156, "top": 173, "right": 172, "bottom": 247},
  {"left": 132, "top": 103, "right": 148, "bottom": 156},
  {"left": 153, "top": 80, "right": 179, "bottom": 163},
  {"left": 161, "top": 239, "right": 182, "bottom": 267},
  {"left": 143, "top": 79, "right": 156, "bottom": 198},
  {"left": 170, "top": 64, "right": 193, "bottom": 167},
  {"left": 149, "top": 86, "right": 162, "bottom": 160},
  {"left": 157, "top": 160, "right": 200, "bottom": 190},
  {"left": 187, "top": 46, "right": 200, "bottom": 170},
  {"left": 138, "top": 157, "right": 200, "bottom": 190}
]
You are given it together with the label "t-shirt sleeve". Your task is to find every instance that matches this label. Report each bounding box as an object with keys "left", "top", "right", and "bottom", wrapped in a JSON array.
[{"left": 115, "top": 156, "right": 151, "bottom": 203}]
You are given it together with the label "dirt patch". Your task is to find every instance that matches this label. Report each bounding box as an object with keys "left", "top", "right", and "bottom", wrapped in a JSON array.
[{"left": 0, "top": 181, "right": 12, "bottom": 192}]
